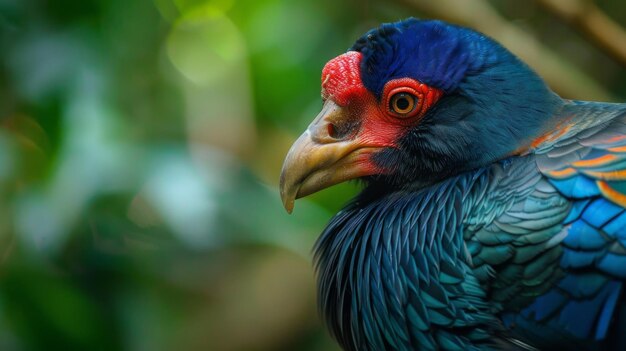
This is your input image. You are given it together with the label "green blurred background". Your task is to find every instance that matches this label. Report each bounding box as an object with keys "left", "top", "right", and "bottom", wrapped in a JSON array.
[{"left": 1, "top": 0, "right": 626, "bottom": 350}]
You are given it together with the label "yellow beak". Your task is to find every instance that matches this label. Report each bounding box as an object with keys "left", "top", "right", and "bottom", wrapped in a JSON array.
[{"left": 279, "top": 100, "right": 381, "bottom": 213}]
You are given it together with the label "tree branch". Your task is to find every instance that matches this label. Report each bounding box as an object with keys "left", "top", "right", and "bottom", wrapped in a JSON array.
[{"left": 537, "top": 0, "right": 626, "bottom": 68}]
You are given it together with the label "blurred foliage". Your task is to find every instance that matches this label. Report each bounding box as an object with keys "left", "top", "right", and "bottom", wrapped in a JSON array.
[{"left": 0, "top": 0, "right": 625, "bottom": 350}]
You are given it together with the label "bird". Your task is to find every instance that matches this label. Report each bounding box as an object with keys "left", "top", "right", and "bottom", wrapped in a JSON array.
[{"left": 279, "top": 18, "right": 626, "bottom": 351}]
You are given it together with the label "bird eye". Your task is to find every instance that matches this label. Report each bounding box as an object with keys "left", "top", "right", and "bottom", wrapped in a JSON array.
[{"left": 389, "top": 93, "right": 417, "bottom": 116}]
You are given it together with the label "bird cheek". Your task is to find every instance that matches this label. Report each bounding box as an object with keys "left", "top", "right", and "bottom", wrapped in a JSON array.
[
  {"left": 357, "top": 107, "right": 403, "bottom": 150},
  {"left": 352, "top": 109, "right": 405, "bottom": 176}
]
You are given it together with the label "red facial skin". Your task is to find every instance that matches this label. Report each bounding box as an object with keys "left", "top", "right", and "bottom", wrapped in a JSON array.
[
  {"left": 320, "top": 51, "right": 443, "bottom": 173},
  {"left": 279, "top": 52, "right": 443, "bottom": 212}
]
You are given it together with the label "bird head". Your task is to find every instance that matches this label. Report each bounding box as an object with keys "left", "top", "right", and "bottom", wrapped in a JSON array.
[{"left": 280, "top": 18, "right": 560, "bottom": 212}]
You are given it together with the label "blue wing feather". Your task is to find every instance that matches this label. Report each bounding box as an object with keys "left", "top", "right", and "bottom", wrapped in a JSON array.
[
  {"left": 515, "top": 101, "right": 626, "bottom": 346},
  {"left": 466, "top": 101, "right": 626, "bottom": 349},
  {"left": 549, "top": 176, "right": 600, "bottom": 198}
]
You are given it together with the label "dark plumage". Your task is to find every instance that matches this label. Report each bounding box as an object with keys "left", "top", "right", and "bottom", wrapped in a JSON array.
[
  {"left": 357, "top": 19, "right": 560, "bottom": 186},
  {"left": 280, "top": 18, "right": 626, "bottom": 351}
]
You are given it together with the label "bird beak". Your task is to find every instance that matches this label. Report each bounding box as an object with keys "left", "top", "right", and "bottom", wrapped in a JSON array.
[{"left": 279, "top": 100, "right": 380, "bottom": 213}]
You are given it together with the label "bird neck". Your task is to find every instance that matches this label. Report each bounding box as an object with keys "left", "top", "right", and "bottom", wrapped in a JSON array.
[
  {"left": 455, "top": 58, "right": 565, "bottom": 162},
  {"left": 314, "top": 170, "right": 498, "bottom": 350},
  {"left": 369, "top": 58, "right": 565, "bottom": 188}
]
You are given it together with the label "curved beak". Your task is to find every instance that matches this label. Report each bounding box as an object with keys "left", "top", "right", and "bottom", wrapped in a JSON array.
[{"left": 279, "top": 100, "right": 381, "bottom": 213}]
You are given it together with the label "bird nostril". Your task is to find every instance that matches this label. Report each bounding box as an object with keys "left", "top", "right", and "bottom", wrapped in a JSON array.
[
  {"left": 325, "top": 121, "right": 357, "bottom": 141},
  {"left": 328, "top": 123, "right": 339, "bottom": 139}
]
